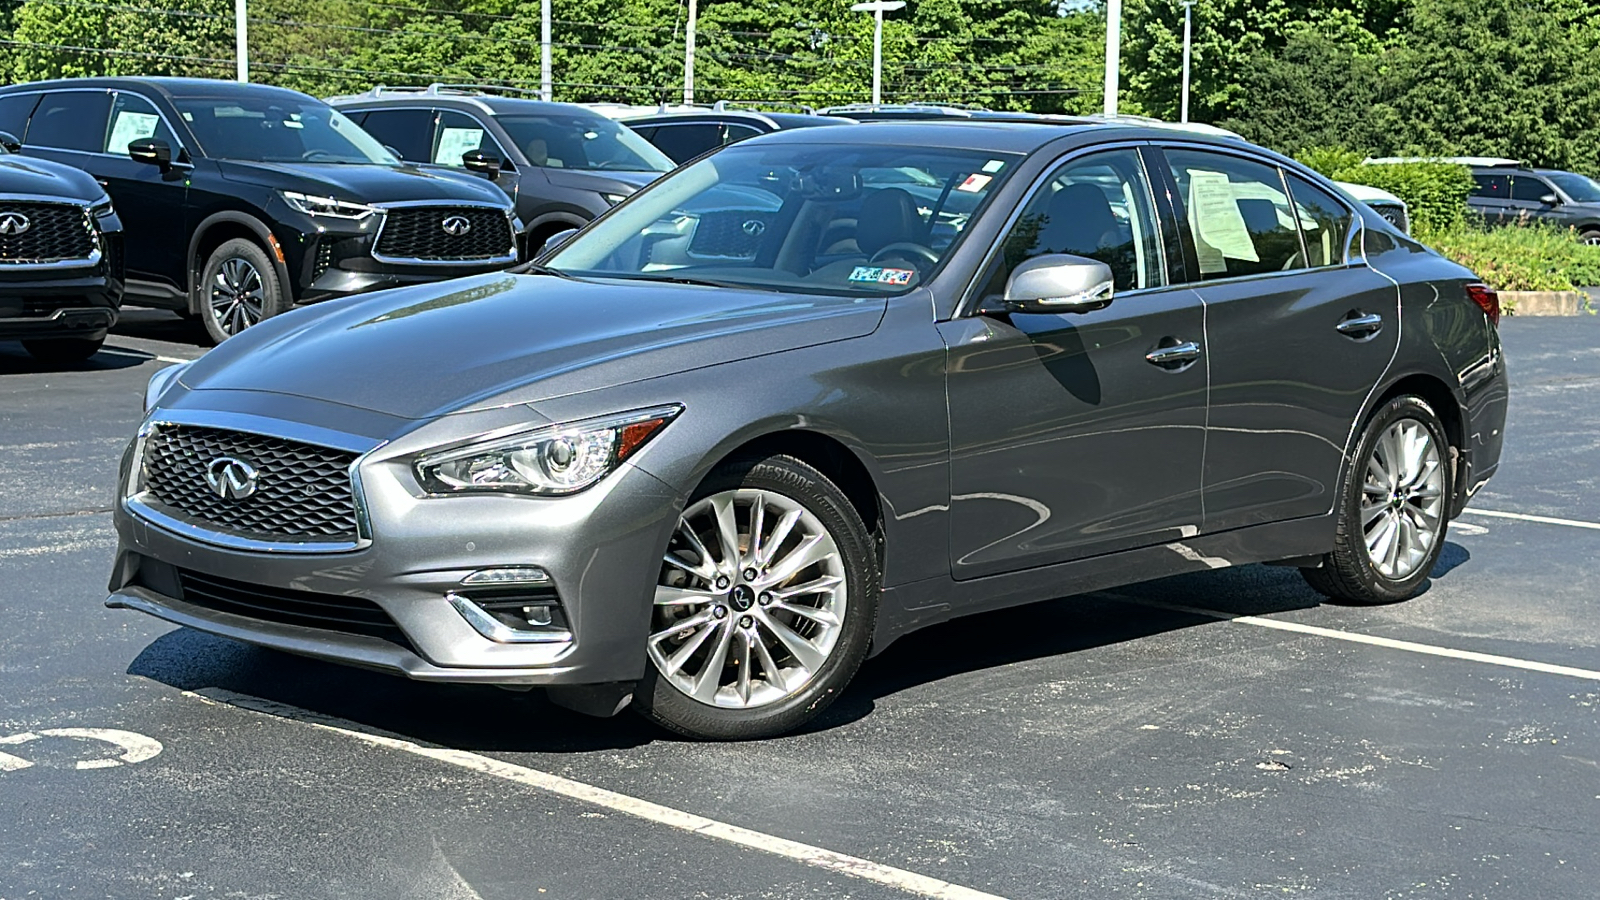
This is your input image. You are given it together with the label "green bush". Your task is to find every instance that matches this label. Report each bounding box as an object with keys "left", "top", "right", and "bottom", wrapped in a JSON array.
[
  {"left": 1416, "top": 222, "right": 1600, "bottom": 299},
  {"left": 1295, "top": 148, "right": 1365, "bottom": 180},
  {"left": 1331, "top": 161, "right": 1476, "bottom": 233}
]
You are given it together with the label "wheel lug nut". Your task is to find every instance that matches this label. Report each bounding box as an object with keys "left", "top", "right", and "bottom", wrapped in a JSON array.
[
  {"left": 712, "top": 605, "right": 727, "bottom": 619},
  {"left": 715, "top": 575, "right": 730, "bottom": 590},
  {"left": 758, "top": 592, "right": 772, "bottom": 606},
  {"left": 742, "top": 567, "right": 758, "bottom": 582},
  {"left": 739, "top": 615, "right": 753, "bottom": 628}
]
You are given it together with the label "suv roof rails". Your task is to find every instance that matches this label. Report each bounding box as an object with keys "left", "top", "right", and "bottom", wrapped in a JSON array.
[
  {"left": 327, "top": 83, "right": 549, "bottom": 103},
  {"left": 1364, "top": 155, "right": 1525, "bottom": 168},
  {"left": 817, "top": 102, "right": 982, "bottom": 117}
]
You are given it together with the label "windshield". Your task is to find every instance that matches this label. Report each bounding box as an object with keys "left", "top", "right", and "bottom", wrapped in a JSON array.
[
  {"left": 496, "top": 113, "right": 672, "bottom": 172},
  {"left": 1546, "top": 171, "right": 1600, "bottom": 203},
  {"left": 173, "top": 95, "right": 398, "bottom": 165},
  {"left": 545, "top": 141, "right": 1017, "bottom": 295}
]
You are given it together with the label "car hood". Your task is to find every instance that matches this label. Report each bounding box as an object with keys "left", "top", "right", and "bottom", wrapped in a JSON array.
[
  {"left": 217, "top": 160, "right": 510, "bottom": 207},
  {"left": 1, "top": 154, "right": 107, "bottom": 201},
  {"left": 180, "top": 273, "right": 887, "bottom": 419},
  {"left": 542, "top": 167, "right": 661, "bottom": 196}
]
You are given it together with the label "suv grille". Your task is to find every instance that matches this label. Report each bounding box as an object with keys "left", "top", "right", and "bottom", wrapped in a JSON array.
[
  {"left": 690, "top": 211, "right": 769, "bottom": 259},
  {"left": 1369, "top": 202, "right": 1409, "bottom": 233},
  {"left": 174, "top": 568, "right": 407, "bottom": 646},
  {"left": 375, "top": 205, "right": 513, "bottom": 262},
  {"left": 0, "top": 202, "right": 95, "bottom": 264},
  {"left": 139, "top": 424, "right": 361, "bottom": 543}
]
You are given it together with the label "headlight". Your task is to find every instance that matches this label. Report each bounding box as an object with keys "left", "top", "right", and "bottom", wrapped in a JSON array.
[
  {"left": 89, "top": 199, "right": 116, "bottom": 219},
  {"left": 281, "top": 190, "right": 378, "bottom": 220},
  {"left": 415, "top": 405, "right": 681, "bottom": 496},
  {"left": 601, "top": 192, "right": 628, "bottom": 207},
  {"left": 143, "top": 361, "right": 191, "bottom": 413}
]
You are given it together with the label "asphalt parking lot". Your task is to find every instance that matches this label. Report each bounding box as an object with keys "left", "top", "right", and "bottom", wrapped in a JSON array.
[{"left": 3, "top": 309, "right": 1597, "bottom": 900}]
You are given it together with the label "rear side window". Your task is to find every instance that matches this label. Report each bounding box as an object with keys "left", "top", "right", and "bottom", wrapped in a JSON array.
[
  {"left": 1284, "top": 174, "right": 1352, "bottom": 268},
  {"left": 356, "top": 108, "right": 434, "bottom": 162},
  {"left": 1164, "top": 148, "right": 1304, "bottom": 280},
  {"left": 26, "top": 91, "right": 112, "bottom": 153},
  {"left": 0, "top": 93, "right": 40, "bottom": 139},
  {"left": 1471, "top": 173, "right": 1509, "bottom": 198}
]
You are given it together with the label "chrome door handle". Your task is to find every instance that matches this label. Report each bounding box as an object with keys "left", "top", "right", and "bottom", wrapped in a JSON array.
[
  {"left": 1336, "top": 311, "right": 1384, "bottom": 337},
  {"left": 1145, "top": 340, "right": 1201, "bottom": 368}
]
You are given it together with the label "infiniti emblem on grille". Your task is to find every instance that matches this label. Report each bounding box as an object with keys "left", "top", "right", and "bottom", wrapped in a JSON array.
[
  {"left": 204, "top": 457, "right": 260, "bottom": 501},
  {"left": 0, "top": 212, "right": 30, "bottom": 235},
  {"left": 440, "top": 215, "right": 472, "bottom": 236},
  {"left": 741, "top": 219, "right": 765, "bottom": 237}
]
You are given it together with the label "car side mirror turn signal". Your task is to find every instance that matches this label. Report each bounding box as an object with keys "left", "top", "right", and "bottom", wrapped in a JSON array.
[
  {"left": 461, "top": 150, "right": 504, "bottom": 178},
  {"left": 128, "top": 138, "right": 173, "bottom": 170},
  {"left": 1000, "top": 254, "right": 1115, "bottom": 315}
]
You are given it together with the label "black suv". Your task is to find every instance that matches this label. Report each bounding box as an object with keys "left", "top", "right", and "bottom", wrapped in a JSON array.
[
  {"left": 0, "top": 131, "right": 125, "bottom": 363},
  {"left": 327, "top": 85, "right": 673, "bottom": 254},
  {"left": 1464, "top": 161, "right": 1600, "bottom": 243},
  {"left": 619, "top": 104, "right": 854, "bottom": 164},
  {"left": 0, "top": 78, "right": 521, "bottom": 342}
]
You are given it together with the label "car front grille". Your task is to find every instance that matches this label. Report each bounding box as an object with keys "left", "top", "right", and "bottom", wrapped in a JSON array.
[
  {"left": 1369, "top": 202, "right": 1409, "bottom": 233},
  {"left": 139, "top": 424, "right": 361, "bottom": 544},
  {"left": 0, "top": 201, "right": 96, "bottom": 264},
  {"left": 689, "top": 211, "right": 770, "bottom": 258},
  {"left": 375, "top": 205, "right": 513, "bottom": 262},
  {"left": 173, "top": 567, "right": 408, "bottom": 646}
]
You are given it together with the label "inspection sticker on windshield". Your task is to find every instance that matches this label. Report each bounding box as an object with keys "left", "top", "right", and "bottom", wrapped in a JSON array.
[
  {"left": 849, "top": 266, "right": 915, "bottom": 285},
  {"left": 957, "top": 173, "right": 992, "bottom": 193}
]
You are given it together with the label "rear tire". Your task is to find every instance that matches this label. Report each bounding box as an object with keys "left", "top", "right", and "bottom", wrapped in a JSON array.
[
  {"left": 22, "top": 335, "right": 104, "bottom": 364},
  {"left": 635, "top": 454, "right": 879, "bottom": 740},
  {"left": 1302, "top": 395, "right": 1452, "bottom": 604},
  {"left": 198, "top": 238, "right": 287, "bottom": 344},
  {"left": 1580, "top": 229, "right": 1600, "bottom": 246}
]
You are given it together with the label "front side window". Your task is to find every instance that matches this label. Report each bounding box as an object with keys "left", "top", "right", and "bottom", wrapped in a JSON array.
[
  {"left": 1471, "top": 173, "right": 1509, "bottom": 198},
  {"left": 1510, "top": 176, "right": 1553, "bottom": 202},
  {"left": 495, "top": 113, "right": 672, "bottom": 172},
  {"left": 545, "top": 141, "right": 1017, "bottom": 296},
  {"left": 105, "top": 93, "right": 180, "bottom": 155},
  {"left": 26, "top": 91, "right": 111, "bottom": 153},
  {"left": 173, "top": 94, "right": 397, "bottom": 165},
  {"left": 433, "top": 110, "right": 496, "bottom": 167},
  {"left": 1165, "top": 148, "right": 1305, "bottom": 280},
  {"left": 977, "top": 148, "right": 1165, "bottom": 303},
  {"left": 1284, "top": 173, "right": 1353, "bottom": 268}
]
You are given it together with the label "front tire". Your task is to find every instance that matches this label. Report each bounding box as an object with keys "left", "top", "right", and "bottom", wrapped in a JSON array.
[
  {"left": 199, "top": 238, "right": 287, "bottom": 344},
  {"left": 635, "top": 454, "right": 880, "bottom": 740},
  {"left": 1302, "top": 395, "right": 1452, "bottom": 604},
  {"left": 22, "top": 335, "right": 104, "bottom": 364}
]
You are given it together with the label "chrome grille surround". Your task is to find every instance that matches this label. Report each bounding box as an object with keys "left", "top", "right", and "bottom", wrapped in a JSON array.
[
  {"left": 0, "top": 195, "right": 102, "bottom": 268},
  {"left": 125, "top": 411, "right": 379, "bottom": 554},
  {"left": 371, "top": 201, "right": 517, "bottom": 266}
]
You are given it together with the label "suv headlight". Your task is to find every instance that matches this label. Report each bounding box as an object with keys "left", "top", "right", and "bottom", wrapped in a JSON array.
[
  {"left": 415, "top": 406, "right": 681, "bottom": 496},
  {"left": 89, "top": 199, "right": 116, "bottom": 219},
  {"left": 144, "top": 361, "right": 191, "bottom": 412},
  {"left": 281, "top": 190, "right": 378, "bottom": 220},
  {"left": 601, "top": 192, "right": 628, "bottom": 207}
]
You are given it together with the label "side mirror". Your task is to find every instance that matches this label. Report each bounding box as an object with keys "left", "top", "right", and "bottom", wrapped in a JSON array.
[
  {"left": 0, "top": 131, "right": 20, "bottom": 153},
  {"left": 1001, "top": 254, "right": 1115, "bottom": 315},
  {"left": 537, "top": 228, "right": 579, "bottom": 257},
  {"left": 1540, "top": 193, "right": 1561, "bottom": 206},
  {"left": 128, "top": 138, "right": 173, "bottom": 170},
  {"left": 461, "top": 149, "right": 503, "bottom": 178}
]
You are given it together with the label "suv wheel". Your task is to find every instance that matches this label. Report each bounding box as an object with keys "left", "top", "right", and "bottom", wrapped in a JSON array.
[
  {"left": 636, "top": 454, "right": 880, "bottom": 740},
  {"left": 1302, "top": 395, "right": 1451, "bottom": 604},
  {"left": 22, "top": 336, "right": 104, "bottom": 364},
  {"left": 199, "top": 238, "right": 287, "bottom": 343}
]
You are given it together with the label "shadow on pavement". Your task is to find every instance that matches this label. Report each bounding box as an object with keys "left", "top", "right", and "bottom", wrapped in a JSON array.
[
  {"left": 112, "top": 308, "right": 210, "bottom": 347},
  {"left": 0, "top": 340, "right": 150, "bottom": 374}
]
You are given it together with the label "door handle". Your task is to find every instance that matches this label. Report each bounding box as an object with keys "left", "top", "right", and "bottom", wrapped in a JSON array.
[
  {"left": 1145, "top": 339, "right": 1201, "bottom": 369},
  {"left": 1336, "top": 311, "right": 1384, "bottom": 338}
]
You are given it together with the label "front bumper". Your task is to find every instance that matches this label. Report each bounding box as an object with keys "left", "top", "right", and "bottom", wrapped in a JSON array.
[
  {"left": 107, "top": 398, "right": 685, "bottom": 687},
  {"left": 0, "top": 253, "right": 125, "bottom": 341}
]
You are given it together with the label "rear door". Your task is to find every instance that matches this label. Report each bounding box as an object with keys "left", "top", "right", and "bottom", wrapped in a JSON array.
[
  {"left": 1508, "top": 173, "right": 1557, "bottom": 225},
  {"left": 1469, "top": 172, "right": 1512, "bottom": 225},
  {"left": 352, "top": 107, "right": 436, "bottom": 163},
  {"left": 1155, "top": 144, "right": 1399, "bottom": 531}
]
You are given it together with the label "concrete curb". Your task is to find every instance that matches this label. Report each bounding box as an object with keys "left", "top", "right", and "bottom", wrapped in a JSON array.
[{"left": 1503, "top": 290, "right": 1588, "bottom": 316}]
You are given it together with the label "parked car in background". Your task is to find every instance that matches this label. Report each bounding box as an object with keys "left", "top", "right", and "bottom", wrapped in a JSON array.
[
  {"left": 0, "top": 77, "right": 521, "bottom": 343},
  {"left": 0, "top": 131, "right": 124, "bottom": 363},
  {"left": 329, "top": 85, "right": 673, "bottom": 255},
  {"left": 621, "top": 104, "right": 855, "bottom": 164},
  {"left": 1368, "top": 156, "right": 1600, "bottom": 241},
  {"left": 112, "top": 119, "right": 1505, "bottom": 739},
  {"left": 1335, "top": 181, "right": 1410, "bottom": 233}
]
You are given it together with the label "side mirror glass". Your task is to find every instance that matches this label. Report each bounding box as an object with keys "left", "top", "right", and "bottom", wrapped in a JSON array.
[
  {"left": 1540, "top": 192, "right": 1560, "bottom": 206},
  {"left": 537, "top": 228, "right": 579, "bottom": 258},
  {"left": 461, "top": 149, "right": 503, "bottom": 178},
  {"left": 1001, "top": 254, "right": 1115, "bottom": 315},
  {"left": 0, "top": 131, "right": 20, "bottom": 153},
  {"left": 128, "top": 138, "right": 173, "bottom": 170}
]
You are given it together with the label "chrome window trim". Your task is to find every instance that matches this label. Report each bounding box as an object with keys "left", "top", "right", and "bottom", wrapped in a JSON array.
[
  {"left": 124, "top": 410, "right": 383, "bottom": 555},
  {"left": 0, "top": 193, "right": 103, "bottom": 268},
  {"left": 369, "top": 199, "right": 518, "bottom": 267},
  {"left": 105, "top": 89, "right": 192, "bottom": 160},
  {"left": 955, "top": 139, "right": 1171, "bottom": 319},
  {"left": 433, "top": 107, "right": 514, "bottom": 170}
]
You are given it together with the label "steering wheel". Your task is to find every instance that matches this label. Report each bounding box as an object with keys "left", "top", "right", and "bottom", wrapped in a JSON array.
[{"left": 869, "top": 242, "right": 939, "bottom": 268}]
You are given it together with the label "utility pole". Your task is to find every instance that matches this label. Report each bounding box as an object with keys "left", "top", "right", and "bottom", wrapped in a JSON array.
[
  {"left": 1103, "top": 0, "right": 1121, "bottom": 115},
  {"left": 234, "top": 0, "right": 248, "bottom": 83},
  {"left": 540, "top": 0, "right": 552, "bottom": 102},
  {"left": 851, "top": 0, "right": 905, "bottom": 105},
  {"left": 1180, "top": 0, "right": 1194, "bottom": 123},
  {"left": 684, "top": 0, "right": 697, "bottom": 105}
]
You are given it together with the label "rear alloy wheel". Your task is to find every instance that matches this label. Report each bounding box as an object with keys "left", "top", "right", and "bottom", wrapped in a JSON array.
[
  {"left": 1581, "top": 229, "right": 1600, "bottom": 246},
  {"left": 22, "top": 336, "right": 104, "bottom": 365},
  {"left": 637, "top": 455, "right": 878, "bottom": 740},
  {"left": 199, "top": 238, "right": 287, "bottom": 344},
  {"left": 1303, "top": 395, "right": 1451, "bottom": 604}
]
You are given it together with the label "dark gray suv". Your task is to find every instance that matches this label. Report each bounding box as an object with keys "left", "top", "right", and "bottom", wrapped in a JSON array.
[
  {"left": 110, "top": 121, "right": 1507, "bottom": 740},
  {"left": 1466, "top": 162, "right": 1600, "bottom": 242},
  {"left": 329, "top": 85, "right": 674, "bottom": 255}
]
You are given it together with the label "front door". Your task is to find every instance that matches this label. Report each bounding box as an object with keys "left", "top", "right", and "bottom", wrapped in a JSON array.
[
  {"left": 1156, "top": 145, "right": 1400, "bottom": 531},
  {"left": 942, "top": 147, "right": 1208, "bottom": 579},
  {"left": 98, "top": 91, "right": 190, "bottom": 292}
]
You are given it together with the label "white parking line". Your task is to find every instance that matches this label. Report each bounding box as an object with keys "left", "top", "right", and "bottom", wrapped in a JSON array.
[
  {"left": 183, "top": 688, "right": 1009, "bottom": 900},
  {"left": 1118, "top": 597, "right": 1600, "bottom": 682},
  {"left": 1461, "top": 508, "right": 1600, "bottom": 531}
]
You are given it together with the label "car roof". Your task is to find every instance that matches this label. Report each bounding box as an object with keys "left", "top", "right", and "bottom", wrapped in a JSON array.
[
  {"left": 326, "top": 85, "right": 613, "bottom": 119},
  {"left": 0, "top": 76, "right": 316, "bottom": 103},
  {"left": 622, "top": 109, "right": 855, "bottom": 129},
  {"left": 741, "top": 119, "right": 1223, "bottom": 154}
]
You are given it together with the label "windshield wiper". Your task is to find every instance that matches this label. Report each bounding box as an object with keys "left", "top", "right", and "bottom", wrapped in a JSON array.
[
  {"left": 509, "top": 261, "right": 572, "bottom": 278},
  {"left": 606, "top": 273, "right": 775, "bottom": 291}
]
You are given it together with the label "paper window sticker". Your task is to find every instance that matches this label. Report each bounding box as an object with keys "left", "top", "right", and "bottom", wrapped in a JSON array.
[
  {"left": 107, "top": 112, "right": 159, "bottom": 154},
  {"left": 1188, "top": 171, "right": 1259, "bottom": 263},
  {"left": 957, "top": 173, "right": 993, "bottom": 193},
  {"left": 435, "top": 128, "right": 485, "bottom": 167}
]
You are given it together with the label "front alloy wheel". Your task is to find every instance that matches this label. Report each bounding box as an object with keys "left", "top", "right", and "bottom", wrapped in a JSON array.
[
  {"left": 199, "top": 238, "right": 287, "bottom": 344},
  {"left": 637, "top": 455, "right": 878, "bottom": 739}
]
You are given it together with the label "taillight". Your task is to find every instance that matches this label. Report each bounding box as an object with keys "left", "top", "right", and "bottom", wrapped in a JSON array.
[{"left": 1466, "top": 282, "right": 1500, "bottom": 326}]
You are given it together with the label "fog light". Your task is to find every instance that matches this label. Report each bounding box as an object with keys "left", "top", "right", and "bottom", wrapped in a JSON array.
[
  {"left": 448, "top": 569, "right": 570, "bottom": 644},
  {"left": 523, "top": 605, "right": 553, "bottom": 627}
]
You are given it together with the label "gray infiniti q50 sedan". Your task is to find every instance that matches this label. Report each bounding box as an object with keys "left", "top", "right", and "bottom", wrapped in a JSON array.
[{"left": 109, "top": 121, "right": 1507, "bottom": 739}]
